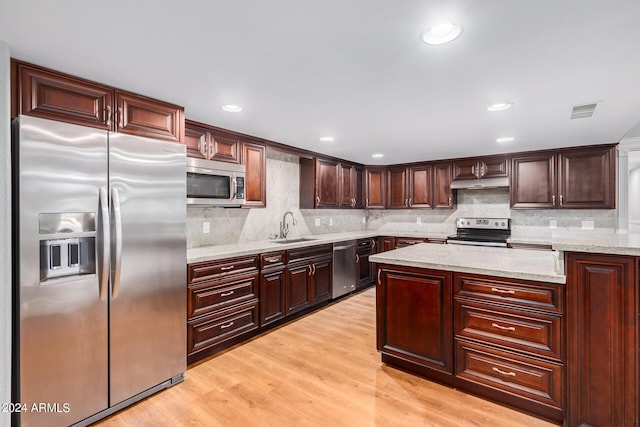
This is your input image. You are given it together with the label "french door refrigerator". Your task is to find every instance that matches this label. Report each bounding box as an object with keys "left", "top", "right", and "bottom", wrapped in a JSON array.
[{"left": 13, "top": 115, "right": 186, "bottom": 426}]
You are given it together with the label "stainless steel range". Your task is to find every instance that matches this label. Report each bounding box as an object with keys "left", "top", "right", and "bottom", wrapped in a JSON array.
[{"left": 447, "top": 217, "right": 511, "bottom": 247}]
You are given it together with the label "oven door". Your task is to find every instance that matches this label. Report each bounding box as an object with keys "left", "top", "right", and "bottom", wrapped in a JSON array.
[{"left": 186, "top": 169, "right": 239, "bottom": 206}]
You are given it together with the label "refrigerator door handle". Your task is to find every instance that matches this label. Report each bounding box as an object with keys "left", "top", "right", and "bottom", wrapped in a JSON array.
[
  {"left": 111, "top": 188, "right": 123, "bottom": 299},
  {"left": 98, "top": 187, "right": 110, "bottom": 301}
]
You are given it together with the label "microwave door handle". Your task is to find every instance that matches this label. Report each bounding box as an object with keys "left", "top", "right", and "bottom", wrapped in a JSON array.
[{"left": 231, "top": 177, "right": 238, "bottom": 200}]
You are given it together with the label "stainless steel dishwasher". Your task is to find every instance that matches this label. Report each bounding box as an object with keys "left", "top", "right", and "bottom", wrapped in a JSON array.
[{"left": 332, "top": 240, "right": 357, "bottom": 299}]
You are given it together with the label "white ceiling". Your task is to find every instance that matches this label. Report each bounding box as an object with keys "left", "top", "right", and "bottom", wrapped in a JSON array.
[{"left": 2, "top": 1, "right": 640, "bottom": 165}]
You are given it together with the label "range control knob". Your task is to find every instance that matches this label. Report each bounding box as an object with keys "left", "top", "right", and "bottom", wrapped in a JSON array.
[
  {"left": 502, "top": 222, "right": 506, "bottom": 227},
  {"left": 495, "top": 222, "right": 498, "bottom": 226}
]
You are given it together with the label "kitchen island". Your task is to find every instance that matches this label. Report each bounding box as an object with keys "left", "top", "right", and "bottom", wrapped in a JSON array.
[{"left": 371, "top": 242, "right": 639, "bottom": 426}]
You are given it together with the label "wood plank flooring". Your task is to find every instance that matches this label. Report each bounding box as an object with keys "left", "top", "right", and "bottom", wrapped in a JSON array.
[{"left": 94, "top": 288, "right": 557, "bottom": 427}]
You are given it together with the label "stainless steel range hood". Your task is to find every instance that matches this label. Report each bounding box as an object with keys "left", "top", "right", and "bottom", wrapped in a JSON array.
[{"left": 450, "top": 177, "right": 510, "bottom": 190}]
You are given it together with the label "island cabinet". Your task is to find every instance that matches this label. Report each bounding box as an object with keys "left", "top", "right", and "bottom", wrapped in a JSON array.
[
  {"left": 300, "top": 158, "right": 364, "bottom": 209},
  {"left": 510, "top": 145, "right": 616, "bottom": 209},
  {"left": 355, "top": 238, "right": 376, "bottom": 289},
  {"left": 452, "top": 156, "right": 509, "bottom": 180},
  {"left": 187, "top": 255, "right": 260, "bottom": 364},
  {"left": 364, "top": 167, "right": 386, "bottom": 209},
  {"left": 565, "top": 252, "right": 638, "bottom": 427},
  {"left": 375, "top": 263, "right": 566, "bottom": 423},
  {"left": 376, "top": 265, "right": 454, "bottom": 380},
  {"left": 285, "top": 244, "right": 333, "bottom": 315},
  {"left": 453, "top": 273, "right": 565, "bottom": 423},
  {"left": 12, "top": 60, "right": 184, "bottom": 143}
]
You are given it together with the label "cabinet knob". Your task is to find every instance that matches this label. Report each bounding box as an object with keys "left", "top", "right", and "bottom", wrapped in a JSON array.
[
  {"left": 408, "top": 198, "right": 412, "bottom": 207},
  {"left": 472, "top": 164, "right": 476, "bottom": 178},
  {"left": 492, "top": 367, "right": 516, "bottom": 377},
  {"left": 371, "top": 239, "right": 376, "bottom": 249},
  {"left": 366, "top": 198, "right": 369, "bottom": 207},
  {"left": 448, "top": 197, "right": 452, "bottom": 206},
  {"left": 117, "top": 107, "right": 124, "bottom": 128},
  {"left": 316, "top": 196, "right": 320, "bottom": 206},
  {"left": 105, "top": 106, "right": 111, "bottom": 127},
  {"left": 220, "top": 290, "right": 235, "bottom": 297},
  {"left": 377, "top": 269, "right": 381, "bottom": 285},
  {"left": 552, "top": 195, "right": 556, "bottom": 206},
  {"left": 560, "top": 195, "right": 563, "bottom": 206},
  {"left": 220, "top": 321, "right": 234, "bottom": 330}
]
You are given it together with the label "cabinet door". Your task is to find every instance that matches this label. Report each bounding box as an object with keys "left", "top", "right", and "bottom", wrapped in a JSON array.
[
  {"left": 352, "top": 166, "right": 365, "bottom": 208},
  {"left": 558, "top": 146, "right": 615, "bottom": 209},
  {"left": 115, "top": 90, "right": 184, "bottom": 143},
  {"left": 377, "top": 265, "right": 453, "bottom": 374},
  {"left": 433, "top": 162, "right": 454, "bottom": 208},
  {"left": 566, "top": 253, "right": 638, "bottom": 427},
  {"left": 210, "top": 133, "right": 240, "bottom": 163},
  {"left": 481, "top": 156, "right": 509, "bottom": 178},
  {"left": 17, "top": 63, "right": 113, "bottom": 130},
  {"left": 356, "top": 251, "right": 374, "bottom": 288},
  {"left": 409, "top": 165, "right": 433, "bottom": 208},
  {"left": 315, "top": 159, "right": 339, "bottom": 208},
  {"left": 184, "top": 123, "right": 208, "bottom": 159},
  {"left": 387, "top": 167, "right": 408, "bottom": 209},
  {"left": 285, "top": 263, "right": 312, "bottom": 315},
  {"left": 311, "top": 258, "right": 332, "bottom": 305},
  {"left": 453, "top": 159, "right": 480, "bottom": 180},
  {"left": 260, "top": 268, "right": 286, "bottom": 327},
  {"left": 378, "top": 237, "right": 395, "bottom": 253},
  {"left": 365, "top": 167, "right": 386, "bottom": 208},
  {"left": 510, "top": 153, "right": 556, "bottom": 209},
  {"left": 339, "top": 164, "right": 354, "bottom": 207},
  {"left": 242, "top": 142, "right": 267, "bottom": 208}
]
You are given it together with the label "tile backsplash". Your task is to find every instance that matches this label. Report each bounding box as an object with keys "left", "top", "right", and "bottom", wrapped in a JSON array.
[{"left": 187, "top": 151, "right": 617, "bottom": 248}]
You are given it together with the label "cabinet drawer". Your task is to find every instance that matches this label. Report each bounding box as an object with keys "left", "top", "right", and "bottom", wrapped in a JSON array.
[
  {"left": 188, "top": 273, "right": 259, "bottom": 319},
  {"left": 287, "top": 244, "right": 332, "bottom": 264},
  {"left": 260, "top": 252, "right": 285, "bottom": 270},
  {"left": 455, "top": 339, "right": 563, "bottom": 410},
  {"left": 188, "top": 256, "right": 259, "bottom": 284},
  {"left": 395, "top": 237, "right": 426, "bottom": 248},
  {"left": 455, "top": 300, "right": 562, "bottom": 360},
  {"left": 188, "top": 300, "right": 259, "bottom": 356},
  {"left": 454, "top": 273, "right": 563, "bottom": 314}
]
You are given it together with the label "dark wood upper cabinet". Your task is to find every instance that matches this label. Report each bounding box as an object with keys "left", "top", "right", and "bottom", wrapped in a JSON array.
[
  {"left": 242, "top": 142, "right": 267, "bottom": 208},
  {"left": 409, "top": 164, "right": 433, "bottom": 208},
  {"left": 453, "top": 156, "right": 509, "bottom": 180},
  {"left": 433, "top": 161, "right": 454, "bottom": 208},
  {"left": 300, "top": 158, "right": 364, "bottom": 209},
  {"left": 16, "top": 61, "right": 113, "bottom": 130},
  {"left": 315, "top": 159, "right": 340, "bottom": 208},
  {"left": 387, "top": 166, "right": 408, "bottom": 209},
  {"left": 115, "top": 90, "right": 183, "bottom": 143},
  {"left": 365, "top": 167, "right": 386, "bottom": 209},
  {"left": 511, "top": 145, "right": 615, "bottom": 209},
  {"left": 184, "top": 123, "right": 208, "bottom": 159},
  {"left": 558, "top": 146, "right": 615, "bottom": 209},
  {"left": 210, "top": 133, "right": 240, "bottom": 163},
  {"left": 510, "top": 152, "right": 556, "bottom": 209},
  {"left": 566, "top": 252, "right": 638, "bottom": 427},
  {"left": 12, "top": 60, "right": 184, "bottom": 143}
]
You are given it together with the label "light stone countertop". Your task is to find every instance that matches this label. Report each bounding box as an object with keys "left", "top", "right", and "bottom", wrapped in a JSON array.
[
  {"left": 370, "top": 243, "right": 566, "bottom": 284},
  {"left": 186, "top": 230, "right": 452, "bottom": 264}
]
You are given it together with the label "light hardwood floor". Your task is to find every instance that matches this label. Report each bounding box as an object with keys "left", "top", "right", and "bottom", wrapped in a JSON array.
[{"left": 95, "top": 287, "right": 557, "bottom": 427}]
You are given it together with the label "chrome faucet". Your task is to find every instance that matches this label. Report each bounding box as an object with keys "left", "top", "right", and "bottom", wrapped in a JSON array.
[{"left": 279, "top": 211, "right": 297, "bottom": 239}]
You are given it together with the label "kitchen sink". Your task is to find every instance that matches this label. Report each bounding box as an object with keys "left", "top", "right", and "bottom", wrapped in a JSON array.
[{"left": 271, "top": 237, "right": 316, "bottom": 244}]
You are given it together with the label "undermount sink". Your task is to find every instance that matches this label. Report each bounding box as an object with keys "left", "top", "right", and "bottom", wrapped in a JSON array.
[{"left": 271, "top": 237, "right": 316, "bottom": 244}]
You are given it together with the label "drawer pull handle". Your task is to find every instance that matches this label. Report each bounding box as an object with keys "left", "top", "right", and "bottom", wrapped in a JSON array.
[
  {"left": 492, "top": 367, "right": 516, "bottom": 377},
  {"left": 221, "top": 266, "right": 235, "bottom": 271},
  {"left": 220, "top": 321, "right": 234, "bottom": 329},
  {"left": 220, "top": 291, "right": 234, "bottom": 297},
  {"left": 491, "top": 287, "right": 516, "bottom": 295},
  {"left": 491, "top": 323, "right": 516, "bottom": 331}
]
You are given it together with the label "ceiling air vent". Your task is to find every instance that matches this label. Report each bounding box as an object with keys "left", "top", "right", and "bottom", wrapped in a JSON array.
[{"left": 571, "top": 103, "right": 597, "bottom": 119}]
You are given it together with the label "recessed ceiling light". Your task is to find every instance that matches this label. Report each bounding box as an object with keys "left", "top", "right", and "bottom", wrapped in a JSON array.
[
  {"left": 221, "top": 104, "right": 242, "bottom": 113},
  {"left": 319, "top": 136, "right": 335, "bottom": 142},
  {"left": 372, "top": 153, "right": 385, "bottom": 159},
  {"left": 496, "top": 137, "right": 515, "bottom": 143},
  {"left": 421, "top": 22, "right": 463, "bottom": 45},
  {"left": 487, "top": 102, "right": 513, "bottom": 112}
]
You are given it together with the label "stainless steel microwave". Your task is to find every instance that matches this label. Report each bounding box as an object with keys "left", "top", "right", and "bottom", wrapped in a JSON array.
[{"left": 186, "top": 158, "right": 245, "bottom": 207}]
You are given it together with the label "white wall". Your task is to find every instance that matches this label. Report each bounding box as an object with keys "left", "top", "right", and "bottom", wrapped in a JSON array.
[{"left": 0, "top": 40, "right": 12, "bottom": 427}]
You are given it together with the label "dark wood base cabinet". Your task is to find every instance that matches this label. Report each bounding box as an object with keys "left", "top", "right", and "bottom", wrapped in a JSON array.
[
  {"left": 376, "top": 264, "right": 566, "bottom": 424},
  {"left": 566, "top": 252, "right": 638, "bottom": 427}
]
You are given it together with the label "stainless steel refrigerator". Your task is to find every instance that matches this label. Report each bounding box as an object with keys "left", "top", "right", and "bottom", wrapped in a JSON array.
[{"left": 13, "top": 115, "right": 186, "bottom": 426}]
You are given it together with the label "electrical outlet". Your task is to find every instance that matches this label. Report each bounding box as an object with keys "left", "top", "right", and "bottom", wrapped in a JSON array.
[
  {"left": 314, "top": 218, "right": 321, "bottom": 227},
  {"left": 417, "top": 217, "right": 421, "bottom": 224},
  {"left": 549, "top": 220, "right": 557, "bottom": 229},
  {"left": 202, "top": 222, "right": 210, "bottom": 234},
  {"left": 329, "top": 218, "right": 334, "bottom": 226},
  {"left": 362, "top": 216, "right": 366, "bottom": 224},
  {"left": 582, "top": 220, "right": 595, "bottom": 230}
]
